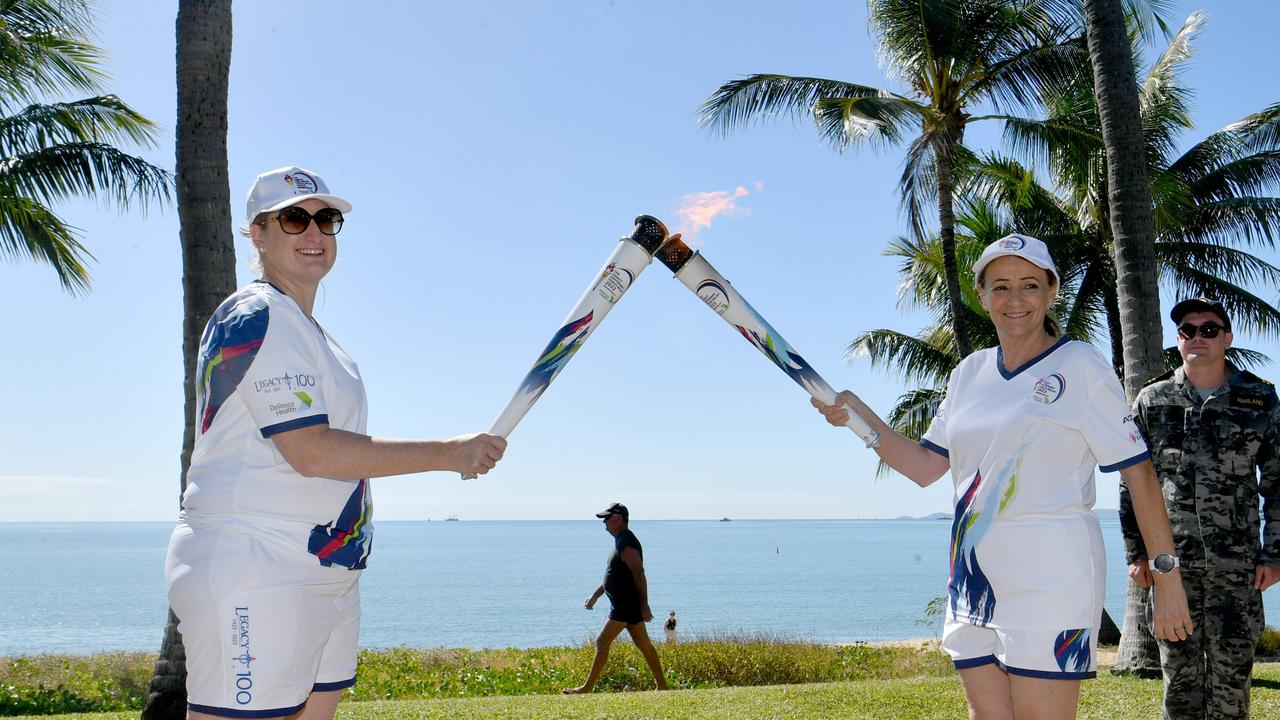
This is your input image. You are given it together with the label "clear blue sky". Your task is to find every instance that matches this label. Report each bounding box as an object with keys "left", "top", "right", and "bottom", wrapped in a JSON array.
[{"left": 4, "top": 1, "right": 1278, "bottom": 522}]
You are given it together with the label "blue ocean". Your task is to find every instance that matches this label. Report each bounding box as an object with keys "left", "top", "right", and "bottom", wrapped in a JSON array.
[{"left": 3, "top": 518, "right": 1277, "bottom": 656}]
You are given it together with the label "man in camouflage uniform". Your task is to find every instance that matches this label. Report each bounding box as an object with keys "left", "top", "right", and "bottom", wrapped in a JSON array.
[{"left": 1120, "top": 297, "right": 1280, "bottom": 719}]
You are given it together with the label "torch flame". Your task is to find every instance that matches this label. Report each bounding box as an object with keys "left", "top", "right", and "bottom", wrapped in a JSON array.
[{"left": 675, "top": 183, "right": 761, "bottom": 244}]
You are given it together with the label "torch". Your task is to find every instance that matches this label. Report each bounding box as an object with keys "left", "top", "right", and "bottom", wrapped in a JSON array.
[
  {"left": 462, "top": 215, "right": 671, "bottom": 479},
  {"left": 656, "top": 235, "right": 880, "bottom": 448}
]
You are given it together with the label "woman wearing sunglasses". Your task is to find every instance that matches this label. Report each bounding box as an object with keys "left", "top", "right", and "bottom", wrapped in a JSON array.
[
  {"left": 165, "top": 166, "right": 507, "bottom": 720},
  {"left": 813, "top": 234, "right": 1193, "bottom": 720}
]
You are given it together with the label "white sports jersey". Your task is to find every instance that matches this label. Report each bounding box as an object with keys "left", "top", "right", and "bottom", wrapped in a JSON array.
[
  {"left": 922, "top": 338, "right": 1147, "bottom": 634},
  {"left": 182, "top": 282, "right": 373, "bottom": 569}
]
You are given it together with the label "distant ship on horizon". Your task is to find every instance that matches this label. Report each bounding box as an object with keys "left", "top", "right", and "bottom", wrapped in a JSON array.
[{"left": 445, "top": 516, "right": 459, "bottom": 522}]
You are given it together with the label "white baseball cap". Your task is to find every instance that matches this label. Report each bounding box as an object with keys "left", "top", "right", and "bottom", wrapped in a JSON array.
[
  {"left": 245, "top": 165, "right": 352, "bottom": 222},
  {"left": 972, "top": 233, "right": 1057, "bottom": 284}
]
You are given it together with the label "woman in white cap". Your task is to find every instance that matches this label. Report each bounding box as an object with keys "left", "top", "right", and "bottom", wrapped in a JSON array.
[
  {"left": 814, "top": 234, "right": 1192, "bottom": 719},
  {"left": 165, "top": 166, "right": 506, "bottom": 720}
]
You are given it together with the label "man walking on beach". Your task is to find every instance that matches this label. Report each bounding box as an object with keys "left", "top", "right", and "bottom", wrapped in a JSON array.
[
  {"left": 564, "top": 502, "right": 669, "bottom": 694},
  {"left": 1121, "top": 297, "right": 1280, "bottom": 719}
]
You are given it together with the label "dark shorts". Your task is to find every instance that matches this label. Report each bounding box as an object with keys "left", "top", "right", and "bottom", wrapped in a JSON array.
[{"left": 608, "top": 603, "right": 643, "bottom": 625}]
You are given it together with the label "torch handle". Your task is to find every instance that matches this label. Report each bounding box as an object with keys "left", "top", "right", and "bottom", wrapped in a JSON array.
[
  {"left": 806, "top": 386, "right": 879, "bottom": 445},
  {"left": 462, "top": 216, "right": 670, "bottom": 480},
  {"left": 668, "top": 251, "right": 881, "bottom": 449}
]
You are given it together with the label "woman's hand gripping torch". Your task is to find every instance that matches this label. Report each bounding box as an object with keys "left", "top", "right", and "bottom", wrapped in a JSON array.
[
  {"left": 462, "top": 215, "right": 671, "bottom": 479},
  {"left": 655, "top": 236, "right": 881, "bottom": 449}
]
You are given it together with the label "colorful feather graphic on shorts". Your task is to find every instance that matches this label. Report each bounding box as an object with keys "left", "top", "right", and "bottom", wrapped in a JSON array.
[{"left": 1054, "top": 628, "right": 1091, "bottom": 672}]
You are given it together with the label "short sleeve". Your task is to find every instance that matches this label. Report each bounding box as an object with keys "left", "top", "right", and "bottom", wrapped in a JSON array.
[
  {"left": 920, "top": 370, "right": 956, "bottom": 459},
  {"left": 1080, "top": 351, "right": 1148, "bottom": 472},
  {"left": 238, "top": 305, "right": 330, "bottom": 437}
]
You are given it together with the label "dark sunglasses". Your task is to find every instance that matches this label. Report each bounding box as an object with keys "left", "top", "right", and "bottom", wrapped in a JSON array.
[
  {"left": 258, "top": 206, "right": 344, "bottom": 235},
  {"left": 1177, "top": 322, "right": 1226, "bottom": 340}
]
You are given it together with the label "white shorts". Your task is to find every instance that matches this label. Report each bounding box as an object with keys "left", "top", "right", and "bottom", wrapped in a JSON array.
[
  {"left": 943, "top": 617, "right": 1097, "bottom": 680},
  {"left": 166, "top": 518, "right": 362, "bottom": 718}
]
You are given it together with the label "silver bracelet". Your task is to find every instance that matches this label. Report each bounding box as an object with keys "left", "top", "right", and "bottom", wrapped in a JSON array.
[{"left": 864, "top": 430, "right": 882, "bottom": 450}]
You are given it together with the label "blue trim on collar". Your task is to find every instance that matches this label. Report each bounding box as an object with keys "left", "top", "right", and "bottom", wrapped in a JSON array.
[{"left": 996, "top": 336, "right": 1070, "bottom": 380}]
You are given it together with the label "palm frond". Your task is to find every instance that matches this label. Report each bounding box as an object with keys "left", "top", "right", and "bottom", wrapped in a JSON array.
[
  {"left": 967, "top": 37, "right": 1088, "bottom": 112},
  {"left": 0, "top": 193, "right": 91, "bottom": 292},
  {"left": 1186, "top": 151, "right": 1280, "bottom": 204},
  {"left": 868, "top": 0, "right": 954, "bottom": 84},
  {"left": 0, "top": 0, "right": 105, "bottom": 105},
  {"left": 884, "top": 232, "right": 947, "bottom": 312},
  {"left": 0, "top": 95, "right": 162, "bottom": 155},
  {"left": 898, "top": 134, "right": 939, "bottom": 239},
  {"left": 1161, "top": 346, "right": 1273, "bottom": 372},
  {"left": 1122, "top": 0, "right": 1179, "bottom": 45},
  {"left": 965, "top": 153, "right": 1077, "bottom": 237},
  {"left": 1180, "top": 197, "right": 1280, "bottom": 249},
  {"left": 1156, "top": 262, "right": 1280, "bottom": 339},
  {"left": 1156, "top": 240, "right": 1280, "bottom": 288},
  {"left": 845, "top": 328, "right": 956, "bottom": 387},
  {"left": 1234, "top": 102, "right": 1280, "bottom": 153},
  {"left": 1062, "top": 259, "right": 1109, "bottom": 344},
  {"left": 2, "top": 141, "right": 174, "bottom": 213},
  {"left": 697, "top": 75, "right": 889, "bottom": 137},
  {"left": 875, "top": 386, "right": 947, "bottom": 478},
  {"left": 884, "top": 387, "right": 945, "bottom": 442},
  {"left": 812, "top": 94, "right": 926, "bottom": 151},
  {"left": 1225, "top": 348, "right": 1274, "bottom": 370},
  {"left": 1000, "top": 114, "right": 1101, "bottom": 172},
  {"left": 1141, "top": 11, "right": 1202, "bottom": 107}
]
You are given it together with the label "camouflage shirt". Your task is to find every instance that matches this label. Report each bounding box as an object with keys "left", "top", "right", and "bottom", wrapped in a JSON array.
[{"left": 1119, "top": 362, "right": 1280, "bottom": 572}]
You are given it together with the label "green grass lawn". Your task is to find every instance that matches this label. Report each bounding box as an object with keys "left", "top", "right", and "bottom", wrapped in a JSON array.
[{"left": 9, "top": 662, "right": 1280, "bottom": 720}]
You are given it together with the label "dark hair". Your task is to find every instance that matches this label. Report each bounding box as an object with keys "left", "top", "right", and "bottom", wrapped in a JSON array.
[{"left": 976, "top": 266, "right": 1061, "bottom": 338}]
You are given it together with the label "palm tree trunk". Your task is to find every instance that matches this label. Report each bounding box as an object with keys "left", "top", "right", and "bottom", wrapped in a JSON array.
[
  {"left": 1083, "top": 0, "right": 1164, "bottom": 675},
  {"left": 1084, "top": 0, "right": 1164, "bottom": 400},
  {"left": 1103, "top": 280, "right": 1125, "bottom": 380},
  {"left": 936, "top": 135, "right": 972, "bottom": 359},
  {"left": 142, "top": 2, "right": 234, "bottom": 717}
]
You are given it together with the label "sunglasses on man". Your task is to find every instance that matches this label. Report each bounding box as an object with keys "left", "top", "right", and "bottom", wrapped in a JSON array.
[
  {"left": 257, "top": 205, "right": 344, "bottom": 235},
  {"left": 1177, "top": 321, "right": 1227, "bottom": 340}
]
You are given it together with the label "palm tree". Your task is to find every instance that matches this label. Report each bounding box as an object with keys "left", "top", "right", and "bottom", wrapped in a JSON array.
[
  {"left": 1083, "top": 0, "right": 1164, "bottom": 403},
  {"left": 998, "top": 9, "right": 1280, "bottom": 357},
  {"left": 0, "top": 0, "right": 173, "bottom": 292},
  {"left": 699, "top": 0, "right": 1084, "bottom": 359},
  {"left": 859, "top": 9, "right": 1280, "bottom": 673},
  {"left": 142, "top": 1, "right": 234, "bottom": 718}
]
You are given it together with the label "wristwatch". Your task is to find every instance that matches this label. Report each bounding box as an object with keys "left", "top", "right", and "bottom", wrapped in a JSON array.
[{"left": 1148, "top": 553, "right": 1181, "bottom": 574}]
